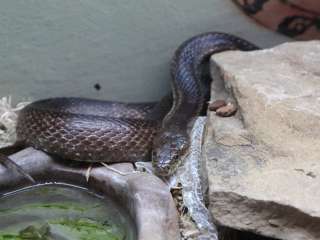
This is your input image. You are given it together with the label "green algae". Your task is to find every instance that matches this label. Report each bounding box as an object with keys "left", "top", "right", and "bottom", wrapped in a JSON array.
[
  {"left": 0, "top": 218, "right": 123, "bottom": 240},
  {"left": 0, "top": 184, "right": 135, "bottom": 240},
  {"left": 49, "top": 218, "right": 123, "bottom": 240},
  {"left": 0, "top": 202, "right": 93, "bottom": 215}
]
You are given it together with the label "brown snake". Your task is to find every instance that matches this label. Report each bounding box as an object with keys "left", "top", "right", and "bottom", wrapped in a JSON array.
[{"left": 2, "top": 32, "right": 259, "bottom": 179}]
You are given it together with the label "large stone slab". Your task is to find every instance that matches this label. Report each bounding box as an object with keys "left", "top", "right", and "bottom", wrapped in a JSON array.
[{"left": 206, "top": 41, "right": 320, "bottom": 240}]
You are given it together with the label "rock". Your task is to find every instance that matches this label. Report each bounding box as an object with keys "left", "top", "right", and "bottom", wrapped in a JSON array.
[{"left": 205, "top": 41, "right": 320, "bottom": 240}]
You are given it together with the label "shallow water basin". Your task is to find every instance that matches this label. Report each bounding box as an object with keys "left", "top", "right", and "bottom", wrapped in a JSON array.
[{"left": 0, "top": 183, "right": 136, "bottom": 240}]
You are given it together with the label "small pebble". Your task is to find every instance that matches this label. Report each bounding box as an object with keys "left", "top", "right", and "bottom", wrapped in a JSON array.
[
  {"left": 216, "top": 103, "right": 237, "bottom": 117},
  {"left": 208, "top": 100, "right": 227, "bottom": 111}
]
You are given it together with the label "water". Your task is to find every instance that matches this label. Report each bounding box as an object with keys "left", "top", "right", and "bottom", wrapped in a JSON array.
[{"left": 0, "top": 183, "right": 136, "bottom": 240}]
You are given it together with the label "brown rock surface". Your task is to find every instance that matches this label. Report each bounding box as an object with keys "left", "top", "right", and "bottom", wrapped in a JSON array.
[{"left": 206, "top": 41, "right": 320, "bottom": 240}]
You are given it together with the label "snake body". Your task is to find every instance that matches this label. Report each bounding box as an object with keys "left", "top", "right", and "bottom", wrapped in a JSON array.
[
  {"left": 17, "top": 98, "right": 159, "bottom": 164},
  {"left": 16, "top": 32, "right": 259, "bottom": 177}
]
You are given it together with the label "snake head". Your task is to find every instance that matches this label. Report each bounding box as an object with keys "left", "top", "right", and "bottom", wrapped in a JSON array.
[{"left": 152, "top": 130, "right": 190, "bottom": 177}]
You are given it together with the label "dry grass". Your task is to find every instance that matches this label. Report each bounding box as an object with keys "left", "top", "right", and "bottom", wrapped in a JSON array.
[{"left": 0, "top": 96, "right": 30, "bottom": 148}]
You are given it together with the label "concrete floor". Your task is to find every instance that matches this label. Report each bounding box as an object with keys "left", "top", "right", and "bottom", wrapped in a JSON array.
[{"left": 0, "top": 0, "right": 290, "bottom": 103}]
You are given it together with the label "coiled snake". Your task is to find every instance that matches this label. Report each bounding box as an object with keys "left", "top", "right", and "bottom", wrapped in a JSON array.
[
  {"left": 12, "top": 32, "right": 259, "bottom": 178},
  {"left": 0, "top": 32, "right": 259, "bottom": 240}
]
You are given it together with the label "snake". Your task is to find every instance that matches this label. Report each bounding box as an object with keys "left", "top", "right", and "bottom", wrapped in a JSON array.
[
  {"left": 0, "top": 32, "right": 260, "bottom": 240},
  {"left": 233, "top": 0, "right": 320, "bottom": 40},
  {"left": 3, "top": 32, "right": 259, "bottom": 179}
]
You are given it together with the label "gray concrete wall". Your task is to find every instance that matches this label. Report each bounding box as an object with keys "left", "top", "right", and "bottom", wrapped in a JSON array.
[{"left": 0, "top": 0, "right": 289, "bottom": 103}]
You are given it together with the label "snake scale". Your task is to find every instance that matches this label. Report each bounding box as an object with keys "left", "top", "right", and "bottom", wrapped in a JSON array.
[{"left": 14, "top": 32, "right": 259, "bottom": 178}]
